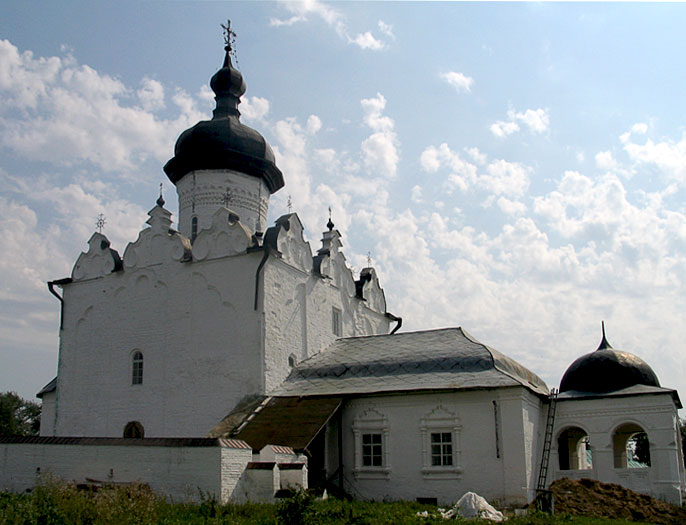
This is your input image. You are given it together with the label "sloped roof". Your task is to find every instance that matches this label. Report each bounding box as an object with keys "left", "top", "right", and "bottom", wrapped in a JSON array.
[
  {"left": 230, "top": 396, "right": 343, "bottom": 451},
  {"left": 272, "top": 327, "right": 548, "bottom": 397}
]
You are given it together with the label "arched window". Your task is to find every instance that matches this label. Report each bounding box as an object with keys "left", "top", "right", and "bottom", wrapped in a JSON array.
[
  {"left": 558, "top": 426, "right": 593, "bottom": 470},
  {"left": 288, "top": 354, "right": 297, "bottom": 368},
  {"left": 191, "top": 216, "right": 198, "bottom": 243},
  {"left": 613, "top": 423, "right": 651, "bottom": 468},
  {"left": 123, "top": 421, "right": 144, "bottom": 439},
  {"left": 132, "top": 351, "right": 143, "bottom": 385}
]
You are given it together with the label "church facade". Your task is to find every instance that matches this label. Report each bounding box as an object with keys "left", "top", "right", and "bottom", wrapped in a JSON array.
[{"left": 2, "top": 30, "right": 684, "bottom": 507}]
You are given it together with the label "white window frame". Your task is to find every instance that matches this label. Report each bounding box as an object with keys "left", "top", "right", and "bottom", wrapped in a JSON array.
[
  {"left": 352, "top": 408, "right": 390, "bottom": 479},
  {"left": 420, "top": 406, "right": 462, "bottom": 478}
]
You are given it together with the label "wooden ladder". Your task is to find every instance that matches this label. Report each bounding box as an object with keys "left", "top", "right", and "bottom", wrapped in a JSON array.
[{"left": 536, "top": 388, "right": 559, "bottom": 491}]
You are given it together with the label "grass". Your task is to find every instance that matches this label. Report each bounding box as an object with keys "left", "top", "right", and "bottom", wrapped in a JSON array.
[{"left": 0, "top": 479, "right": 661, "bottom": 525}]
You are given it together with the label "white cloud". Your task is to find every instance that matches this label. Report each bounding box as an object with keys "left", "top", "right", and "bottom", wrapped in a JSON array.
[
  {"left": 595, "top": 150, "right": 617, "bottom": 170},
  {"left": 306, "top": 114, "right": 322, "bottom": 134},
  {"left": 515, "top": 108, "right": 549, "bottom": 134},
  {"left": 240, "top": 96, "right": 270, "bottom": 122},
  {"left": 360, "top": 93, "right": 399, "bottom": 178},
  {"left": 411, "top": 185, "right": 423, "bottom": 203},
  {"left": 490, "top": 120, "right": 520, "bottom": 138},
  {"left": 497, "top": 196, "right": 527, "bottom": 216},
  {"left": 349, "top": 32, "right": 385, "bottom": 51},
  {"left": 480, "top": 160, "right": 530, "bottom": 197},
  {"left": 271, "top": 0, "right": 388, "bottom": 51},
  {"left": 621, "top": 130, "right": 686, "bottom": 186},
  {"left": 490, "top": 107, "right": 549, "bottom": 137},
  {"left": 378, "top": 20, "right": 395, "bottom": 39},
  {"left": 137, "top": 77, "right": 165, "bottom": 111},
  {"left": 440, "top": 71, "right": 474, "bottom": 94},
  {"left": 0, "top": 39, "right": 207, "bottom": 175}
]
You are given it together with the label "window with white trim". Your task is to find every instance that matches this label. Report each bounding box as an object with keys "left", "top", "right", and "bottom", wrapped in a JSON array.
[
  {"left": 421, "top": 406, "right": 461, "bottom": 478},
  {"left": 362, "top": 433, "right": 383, "bottom": 466},
  {"left": 352, "top": 408, "right": 390, "bottom": 478},
  {"left": 132, "top": 351, "right": 143, "bottom": 385},
  {"left": 430, "top": 431, "right": 453, "bottom": 466}
]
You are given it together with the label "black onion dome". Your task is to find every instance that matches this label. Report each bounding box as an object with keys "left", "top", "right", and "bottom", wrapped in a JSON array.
[
  {"left": 164, "top": 43, "right": 283, "bottom": 193},
  {"left": 559, "top": 327, "right": 660, "bottom": 394}
]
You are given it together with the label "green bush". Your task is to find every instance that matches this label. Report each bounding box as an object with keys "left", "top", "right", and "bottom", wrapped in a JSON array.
[{"left": 0, "top": 480, "right": 661, "bottom": 525}]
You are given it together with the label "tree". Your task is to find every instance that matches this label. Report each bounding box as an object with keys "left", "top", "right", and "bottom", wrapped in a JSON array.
[{"left": 0, "top": 392, "right": 41, "bottom": 436}]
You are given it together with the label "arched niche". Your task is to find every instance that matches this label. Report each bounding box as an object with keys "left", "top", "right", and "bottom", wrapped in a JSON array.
[
  {"left": 613, "top": 422, "right": 651, "bottom": 468},
  {"left": 558, "top": 426, "right": 593, "bottom": 470}
]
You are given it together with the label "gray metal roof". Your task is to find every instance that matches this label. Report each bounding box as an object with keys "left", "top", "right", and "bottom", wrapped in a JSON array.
[{"left": 272, "top": 327, "right": 549, "bottom": 397}]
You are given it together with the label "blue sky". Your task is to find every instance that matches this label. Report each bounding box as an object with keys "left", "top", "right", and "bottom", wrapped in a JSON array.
[{"left": 1, "top": 1, "right": 686, "bottom": 407}]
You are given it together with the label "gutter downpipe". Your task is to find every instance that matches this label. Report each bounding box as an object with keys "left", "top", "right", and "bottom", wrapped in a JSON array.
[
  {"left": 48, "top": 278, "right": 72, "bottom": 330},
  {"left": 253, "top": 245, "right": 271, "bottom": 311},
  {"left": 385, "top": 312, "right": 402, "bottom": 334}
]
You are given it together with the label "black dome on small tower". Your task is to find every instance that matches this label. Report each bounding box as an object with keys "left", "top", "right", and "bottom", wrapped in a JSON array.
[
  {"left": 559, "top": 323, "right": 660, "bottom": 394},
  {"left": 163, "top": 23, "right": 284, "bottom": 194}
]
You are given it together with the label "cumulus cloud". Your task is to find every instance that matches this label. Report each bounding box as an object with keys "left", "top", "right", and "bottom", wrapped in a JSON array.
[
  {"left": 240, "top": 96, "right": 270, "bottom": 122},
  {"left": 348, "top": 32, "right": 385, "bottom": 51},
  {"left": 620, "top": 124, "right": 686, "bottom": 186},
  {"left": 490, "top": 107, "right": 550, "bottom": 138},
  {"left": 440, "top": 71, "right": 474, "bottom": 94},
  {"left": 360, "top": 93, "right": 399, "bottom": 178},
  {"left": 270, "top": 0, "right": 389, "bottom": 51},
  {"left": 0, "top": 39, "right": 207, "bottom": 175},
  {"left": 421, "top": 143, "right": 529, "bottom": 197}
]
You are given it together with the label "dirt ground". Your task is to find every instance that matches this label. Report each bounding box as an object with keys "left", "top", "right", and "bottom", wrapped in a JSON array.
[{"left": 532, "top": 478, "right": 686, "bottom": 524}]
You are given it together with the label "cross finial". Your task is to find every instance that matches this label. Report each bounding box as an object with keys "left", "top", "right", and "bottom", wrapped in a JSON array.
[
  {"left": 367, "top": 251, "right": 372, "bottom": 267},
  {"left": 96, "top": 213, "right": 106, "bottom": 233},
  {"left": 287, "top": 195, "right": 293, "bottom": 214},
  {"left": 156, "top": 182, "right": 165, "bottom": 207},
  {"left": 221, "top": 20, "right": 235, "bottom": 48},
  {"left": 327, "top": 206, "right": 334, "bottom": 231}
]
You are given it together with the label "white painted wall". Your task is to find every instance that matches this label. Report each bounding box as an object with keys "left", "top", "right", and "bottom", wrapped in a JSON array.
[
  {"left": 48, "top": 200, "right": 389, "bottom": 439},
  {"left": 336, "top": 387, "right": 541, "bottom": 507},
  {"left": 0, "top": 441, "right": 252, "bottom": 503},
  {"left": 551, "top": 393, "right": 684, "bottom": 504},
  {"left": 176, "top": 169, "right": 270, "bottom": 238}
]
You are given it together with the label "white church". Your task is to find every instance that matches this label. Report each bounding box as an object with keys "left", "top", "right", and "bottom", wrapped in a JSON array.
[{"left": 1, "top": 28, "right": 684, "bottom": 507}]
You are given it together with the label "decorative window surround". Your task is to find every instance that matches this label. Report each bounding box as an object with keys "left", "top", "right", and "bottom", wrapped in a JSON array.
[
  {"left": 420, "top": 406, "right": 462, "bottom": 478},
  {"left": 352, "top": 408, "right": 390, "bottom": 479}
]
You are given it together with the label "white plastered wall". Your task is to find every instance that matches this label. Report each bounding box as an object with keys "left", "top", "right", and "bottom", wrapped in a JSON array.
[
  {"left": 0, "top": 442, "right": 253, "bottom": 503},
  {"left": 53, "top": 207, "right": 265, "bottom": 438},
  {"left": 261, "top": 215, "right": 390, "bottom": 392},
  {"left": 551, "top": 393, "right": 684, "bottom": 504},
  {"left": 336, "top": 387, "right": 543, "bottom": 507}
]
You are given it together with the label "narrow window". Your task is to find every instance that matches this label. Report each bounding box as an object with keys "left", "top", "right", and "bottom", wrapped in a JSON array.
[
  {"left": 362, "top": 433, "right": 383, "bottom": 467},
  {"left": 191, "top": 216, "right": 198, "bottom": 243},
  {"left": 332, "top": 307, "right": 342, "bottom": 337},
  {"left": 288, "top": 354, "right": 296, "bottom": 368},
  {"left": 132, "top": 351, "right": 143, "bottom": 385},
  {"left": 431, "top": 432, "right": 454, "bottom": 466},
  {"left": 123, "top": 421, "right": 144, "bottom": 438}
]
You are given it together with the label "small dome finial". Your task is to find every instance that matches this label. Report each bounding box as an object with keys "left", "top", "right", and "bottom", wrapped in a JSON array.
[
  {"left": 156, "top": 182, "right": 165, "bottom": 207},
  {"left": 596, "top": 320, "right": 613, "bottom": 351},
  {"left": 211, "top": 19, "right": 246, "bottom": 119}
]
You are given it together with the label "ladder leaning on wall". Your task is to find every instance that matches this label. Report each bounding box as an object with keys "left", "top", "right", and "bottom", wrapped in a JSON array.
[{"left": 536, "top": 388, "right": 559, "bottom": 491}]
